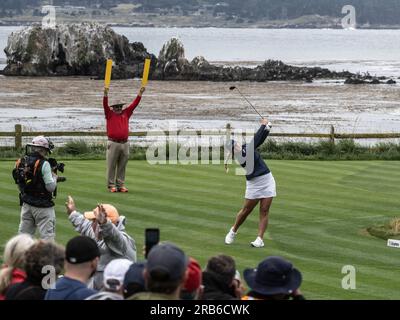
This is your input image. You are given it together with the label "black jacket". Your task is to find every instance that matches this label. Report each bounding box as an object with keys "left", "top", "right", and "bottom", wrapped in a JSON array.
[
  {"left": 202, "top": 271, "right": 238, "bottom": 300},
  {"left": 21, "top": 153, "right": 54, "bottom": 208},
  {"left": 5, "top": 280, "right": 46, "bottom": 300},
  {"left": 234, "top": 124, "right": 271, "bottom": 180}
]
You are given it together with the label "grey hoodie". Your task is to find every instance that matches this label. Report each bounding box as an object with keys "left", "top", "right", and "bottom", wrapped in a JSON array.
[{"left": 68, "top": 211, "right": 137, "bottom": 289}]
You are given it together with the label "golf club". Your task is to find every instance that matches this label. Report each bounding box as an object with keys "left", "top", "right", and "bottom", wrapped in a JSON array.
[{"left": 229, "top": 86, "right": 264, "bottom": 119}]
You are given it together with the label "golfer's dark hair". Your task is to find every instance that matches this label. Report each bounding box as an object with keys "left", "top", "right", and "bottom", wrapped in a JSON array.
[
  {"left": 24, "top": 241, "right": 65, "bottom": 285},
  {"left": 146, "top": 269, "right": 183, "bottom": 294},
  {"left": 206, "top": 255, "right": 236, "bottom": 285}
]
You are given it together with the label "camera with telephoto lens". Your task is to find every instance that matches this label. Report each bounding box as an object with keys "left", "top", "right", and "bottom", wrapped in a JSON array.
[{"left": 48, "top": 158, "right": 66, "bottom": 182}]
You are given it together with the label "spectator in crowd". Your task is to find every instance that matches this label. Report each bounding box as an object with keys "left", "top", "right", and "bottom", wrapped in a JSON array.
[
  {"left": 202, "top": 255, "right": 241, "bottom": 300},
  {"left": 45, "top": 236, "right": 100, "bottom": 300},
  {"left": 86, "top": 258, "right": 132, "bottom": 300},
  {"left": 180, "top": 257, "right": 203, "bottom": 300},
  {"left": 5, "top": 240, "right": 64, "bottom": 300},
  {"left": 0, "top": 234, "right": 35, "bottom": 300},
  {"left": 123, "top": 262, "right": 146, "bottom": 299},
  {"left": 129, "top": 242, "right": 188, "bottom": 300},
  {"left": 242, "top": 256, "right": 305, "bottom": 300},
  {"left": 65, "top": 196, "right": 137, "bottom": 289}
]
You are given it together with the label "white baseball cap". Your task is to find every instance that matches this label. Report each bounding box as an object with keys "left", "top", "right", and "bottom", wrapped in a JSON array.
[
  {"left": 28, "top": 136, "right": 53, "bottom": 153},
  {"left": 103, "top": 259, "right": 133, "bottom": 291}
]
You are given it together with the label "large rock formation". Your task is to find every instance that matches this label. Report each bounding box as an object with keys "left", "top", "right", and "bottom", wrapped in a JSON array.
[
  {"left": 3, "top": 23, "right": 156, "bottom": 78},
  {"left": 3, "top": 25, "right": 395, "bottom": 84},
  {"left": 152, "top": 37, "right": 369, "bottom": 82}
]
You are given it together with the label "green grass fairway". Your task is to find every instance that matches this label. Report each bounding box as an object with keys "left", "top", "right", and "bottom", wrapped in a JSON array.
[{"left": 1, "top": 160, "right": 399, "bottom": 299}]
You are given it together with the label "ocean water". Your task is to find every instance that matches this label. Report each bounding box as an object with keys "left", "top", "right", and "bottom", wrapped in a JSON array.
[
  {"left": 1, "top": 26, "right": 400, "bottom": 76},
  {"left": 0, "top": 26, "right": 400, "bottom": 145}
]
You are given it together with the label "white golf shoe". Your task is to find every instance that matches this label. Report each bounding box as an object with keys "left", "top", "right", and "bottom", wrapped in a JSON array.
[
  {"left": 225, "top": 228, "right": 237, "bottom": 245},
  {"left": 251, "top": 237, "right": 265, "bottom": 248}
]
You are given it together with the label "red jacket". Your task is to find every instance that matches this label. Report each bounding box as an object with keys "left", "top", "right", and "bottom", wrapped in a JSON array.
[
  {"left": 103, "top": 96, "right": 142, "bottom": 141},
  {"left": 0, "top": 268, "right": 26, "bottom": 300}
]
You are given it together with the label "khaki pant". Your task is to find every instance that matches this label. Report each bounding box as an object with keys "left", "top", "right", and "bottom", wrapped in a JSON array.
[
  {"left": 106, "top": 140, "right": 130, "bottom": 188},
  {"left": 18, "top": 203, "right": 56, "bottom": 240}
]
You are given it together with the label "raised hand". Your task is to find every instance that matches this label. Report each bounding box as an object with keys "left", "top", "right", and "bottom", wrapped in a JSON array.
[
  {"left": 65, "top": 195, "right": 76, "bottom": 216},
  {"left": 95, "top": 204, "right": 108, "bottom": 225}
]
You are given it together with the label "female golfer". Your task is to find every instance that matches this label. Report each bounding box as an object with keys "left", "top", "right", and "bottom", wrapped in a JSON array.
[{"left": 225, "top": 118, "right": 276, "bottom": 248}]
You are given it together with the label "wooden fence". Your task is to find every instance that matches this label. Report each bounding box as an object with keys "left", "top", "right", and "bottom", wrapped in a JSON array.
[{"left": 1, "top": 124, "right": 400, "bottom": 149}]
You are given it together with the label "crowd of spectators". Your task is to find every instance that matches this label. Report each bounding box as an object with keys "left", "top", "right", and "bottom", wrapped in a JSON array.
[{"left": 0, "top": 199, "right": 305, "bottom": 301}]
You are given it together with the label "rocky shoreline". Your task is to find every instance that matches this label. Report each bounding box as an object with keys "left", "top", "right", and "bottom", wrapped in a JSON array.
[{"left": 2, "top": 23, "right": 397, "bottom": 84}]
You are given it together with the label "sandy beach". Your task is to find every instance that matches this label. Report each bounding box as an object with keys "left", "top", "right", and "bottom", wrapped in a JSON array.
[{"left": 0, "top": 75, "right": 400, "bottom": 147}]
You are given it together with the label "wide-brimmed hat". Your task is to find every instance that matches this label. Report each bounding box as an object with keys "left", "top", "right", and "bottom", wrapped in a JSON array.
[
  {"left": 244, "top": 256, "right": 302, "bottom": 296},
  {"left": 110, "top": 103, "right": 126, "bottom": 109},
  {"left": 84, "top": 204, "right": 120, "bottom": 224}
]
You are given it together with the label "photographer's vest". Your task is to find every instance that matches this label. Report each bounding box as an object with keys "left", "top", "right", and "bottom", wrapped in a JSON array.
[{"left": 20, "top": 154, "right": 54, "bottom": 208}]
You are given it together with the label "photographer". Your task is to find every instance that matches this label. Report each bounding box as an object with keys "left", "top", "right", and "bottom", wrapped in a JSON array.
[{"left": 14, "top": 136, "right": 64, "bottom": 240}]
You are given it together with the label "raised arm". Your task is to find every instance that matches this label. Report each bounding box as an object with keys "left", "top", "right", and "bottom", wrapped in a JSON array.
[
  {"left": 253, "top": 118, "right": 272, "bottom": 149},
  {"left": 65, "top": 196, "right": 97, "bottom": 240},
  {"left": 103, "top": 87, "right": 112, "bottom": 119},
  {"left": 125, "top": 87, "right": 145, "bottom": 118},
  {"left": 96, "top": 205, "right": 137, "bottom": 260}
]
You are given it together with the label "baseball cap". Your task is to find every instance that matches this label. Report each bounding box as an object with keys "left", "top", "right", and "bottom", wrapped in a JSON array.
[
  {"left": 28, "top": 136, "right": 54, "bottom": 153},
  {"left": 124, "top": 262, "right": 146, "bottom": 291},
  {"left": 244, "top": 256, "right": 302, "bottom": 296},
  {"left": 147, "top": 242, "right": 188, "bottom": 282},
  {"left": 84, "top": 204, "right": 119, "bottom": 224},
  {"left": 103, "top": 259, "right": 133, "bottom": 291},
  {"left": 65, "top": 236, "right": 100, "bottom": 264},
  {"left": 183, "top": 257, "right": 202, "bottom": 293}
]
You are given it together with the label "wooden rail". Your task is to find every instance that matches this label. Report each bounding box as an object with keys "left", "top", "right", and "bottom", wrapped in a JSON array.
[{"left": 0, "top": 124, "right": 399, "bottom": 149}]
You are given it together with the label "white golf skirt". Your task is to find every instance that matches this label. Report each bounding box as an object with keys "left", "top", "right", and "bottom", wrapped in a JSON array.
[{"left": 245, "top": 173, "right": 277, "bottom": 200}]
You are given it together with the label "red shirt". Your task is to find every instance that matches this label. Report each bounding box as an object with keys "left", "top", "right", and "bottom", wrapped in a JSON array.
[
  {"left": 0, "top": 268, "right": 26, "bottom": 300},
  {"left": 103, "top": 95, "right": 142, "bottom": 141}
]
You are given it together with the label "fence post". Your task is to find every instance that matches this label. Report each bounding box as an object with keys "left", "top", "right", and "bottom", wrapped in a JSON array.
[
  {"left": 15, "top": 124, "right": 22, "bottom": 150},
  {"left": 329, "top": 125, "right": 335, "bottom": 144}
]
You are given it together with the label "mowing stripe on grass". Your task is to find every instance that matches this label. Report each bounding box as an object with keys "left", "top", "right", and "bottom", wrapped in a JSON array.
[{"left": 0, "top": 160, "right": 399, "bottom": 299}]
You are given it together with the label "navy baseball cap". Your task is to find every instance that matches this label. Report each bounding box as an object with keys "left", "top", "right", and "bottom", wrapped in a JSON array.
[
  {"left": 244, "top": 256, "right": 302, "bottom": 296},
  {"left": 65, "top": 236, "right": 100, "bottom": 264},
  {"left": 147, "top": 242, "right": 188, "bottom": 282},
  {"left": 124, "top": 262, "right": 146, "bottom": 289}
]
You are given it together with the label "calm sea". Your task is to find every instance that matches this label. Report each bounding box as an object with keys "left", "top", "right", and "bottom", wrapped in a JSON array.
[{"left": 1, "top": 26, "right": 400, "bottom": 77}]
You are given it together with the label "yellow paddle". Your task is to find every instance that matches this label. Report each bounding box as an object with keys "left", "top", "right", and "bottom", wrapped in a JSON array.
[
  {"left": 141, "top": 58, "right": 151, "bottom": 87},
  {"left": 104, "top": 59, "right": 113, "bottom": 89}
]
